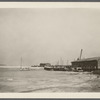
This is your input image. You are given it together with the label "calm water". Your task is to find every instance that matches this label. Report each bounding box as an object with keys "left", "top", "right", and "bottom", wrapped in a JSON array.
[{"left": 0, "top": 67, "right": 100, "bottom": 92}]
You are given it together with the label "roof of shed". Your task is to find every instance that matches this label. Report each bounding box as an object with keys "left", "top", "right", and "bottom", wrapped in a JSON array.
[{"left": 71, "top": 57, "right": 100, "bottom": 63}]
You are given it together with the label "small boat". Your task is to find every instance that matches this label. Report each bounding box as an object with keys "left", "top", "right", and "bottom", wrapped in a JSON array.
[
  {"left": 73, "top": 67, "right": 83, "bottom": 72},
  {"left": 53, "top": 58, "right": 68, "bottom": 71},
  {"left": 53, "top": 66, "right": 67, "bottom": 71},
  {"left": 20, "top": 67, "right": 30, "bottom": 71},
  {"left": 44, "top": 65, "right": 53, "bottom": 71},
  {"left": 20, "top": 57, "right": 30, "bottom": 71}
]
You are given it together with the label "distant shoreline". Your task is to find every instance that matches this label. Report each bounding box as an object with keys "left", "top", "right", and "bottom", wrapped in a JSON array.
[{"left": 0, "top": 65, "right": 30, "bottom": 68}]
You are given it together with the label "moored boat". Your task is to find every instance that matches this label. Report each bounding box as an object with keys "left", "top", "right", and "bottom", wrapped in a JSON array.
[
  {"left": 19, "top": 57, "right": 30, "bottom": 71},
  {"left": 43, "top": 63, "right": 53, "bottom": 71},
  {"left": 44, "top": 66, "right": 53, "bottom": 71}
]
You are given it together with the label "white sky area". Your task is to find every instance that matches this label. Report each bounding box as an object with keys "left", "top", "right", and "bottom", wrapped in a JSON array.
[{"left": 0, "top": 8, "right": 100, "bottom": 66}]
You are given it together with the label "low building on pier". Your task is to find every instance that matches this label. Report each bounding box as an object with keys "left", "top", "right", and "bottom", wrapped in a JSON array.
[
  {"left": 40, "top": 63, "right": 51, "bottom": 67},
  {"left": 71, "top": 57, "right": 100, "bottom": 71}
]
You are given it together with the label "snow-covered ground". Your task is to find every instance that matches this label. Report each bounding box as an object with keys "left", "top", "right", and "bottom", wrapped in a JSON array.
[{"left": 0, "top": 67, "right": 100, "bottom": 92}]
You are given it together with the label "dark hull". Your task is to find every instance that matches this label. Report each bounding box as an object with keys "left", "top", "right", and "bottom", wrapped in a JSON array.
[
  {"left": 73, "top": 70, "right": 83, "bottom": 72},
  {"left": 53, "top": 68, "right": 67, "bottom": 71},
  {"left": 44, "top": 67, "right": 53, "bottom": 71}
]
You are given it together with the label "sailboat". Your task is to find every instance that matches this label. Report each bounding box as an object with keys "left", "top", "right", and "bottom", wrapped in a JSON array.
[
  {"left": 53, "top": 58, "right": 67, "bottom": 71},
  {"left": 20, "top": 57, "right": 30, "bottom": 71}
]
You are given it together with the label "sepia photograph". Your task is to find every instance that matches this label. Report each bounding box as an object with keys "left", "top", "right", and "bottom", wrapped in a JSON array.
[{"left": 0, "top": 3, "right": 100, "bottom": 96}]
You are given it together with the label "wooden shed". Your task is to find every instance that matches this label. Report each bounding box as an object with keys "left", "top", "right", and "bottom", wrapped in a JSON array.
[{"left": 71, "top": 57, "right": 100, "bottom": 71}]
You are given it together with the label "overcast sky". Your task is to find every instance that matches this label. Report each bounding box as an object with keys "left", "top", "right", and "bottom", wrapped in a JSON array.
[{"left": 0, "top": 8, "right": 100, "bottom": 65}]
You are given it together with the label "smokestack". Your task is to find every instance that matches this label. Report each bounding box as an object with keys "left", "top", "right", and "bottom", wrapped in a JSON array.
[{"left": 79, "top": 49, "right": 83, "bottom": 60}]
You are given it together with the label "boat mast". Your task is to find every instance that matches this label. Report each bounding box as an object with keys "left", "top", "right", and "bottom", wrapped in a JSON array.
[
  {"left": 60, "top": 57, "right": 63, "bottom": 65},
  {"left": 79, "top": 49, "right": 83, "bottom": 60},
  {"left": 20, "top": 57, "right": 22, "bottom": 69},
  {"left": 57, "top": 60, "right": 59, "bottom": 65},
  {"left": 67, "top": 60, "right": 69, "bottom": 65}
]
